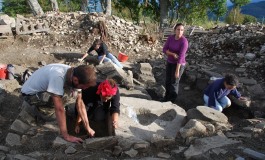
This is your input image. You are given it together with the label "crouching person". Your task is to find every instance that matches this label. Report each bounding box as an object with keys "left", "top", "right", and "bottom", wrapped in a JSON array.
[
  {"left": 203, "top": 74, "right": 246, "bottom": 112},
  {"left": 75, "top": 79, "right": 120, "bottom": 137},
  {"left": 21, "top": 64, "right": 97, "bottom": 143}
]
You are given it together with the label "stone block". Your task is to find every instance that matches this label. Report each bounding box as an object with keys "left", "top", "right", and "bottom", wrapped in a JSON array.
[
  {"left": 84, "top": 136, "right": 118, "bottom": 150},
  {"left": 179, "top": 119, "right": 207, "bottom": 138},
  {"left": 187, "top": 106, "right": 228, "bottom": 123},
  {"left": 184, "top": 135, "right": 241, "bottom": 159},
  {"left": 5, "top": 133, "right": 21, "bottom": 146},
  {"left": 96, "top": 62, "right": 133, "bottom": 88},
  {"left": 0, "top": 25, "right": 12, "bottom": 35},
  {"left": 140, "top": 63, "right": 152, "bottom": 72},
  {"left": 0, "top": 79, "right": 21, "bottom": 93},
  {"left": 10, "top": 119, "right": 30, "bottom": 134}
]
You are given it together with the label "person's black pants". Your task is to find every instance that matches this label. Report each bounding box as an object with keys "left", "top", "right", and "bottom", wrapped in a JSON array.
[{"left": 164, "top": 62, "right": 185, "bottom": 102}]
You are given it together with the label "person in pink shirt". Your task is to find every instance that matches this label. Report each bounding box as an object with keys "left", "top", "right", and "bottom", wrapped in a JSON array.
[{"left": 162, "top": 23, "right": 189, "bottom": 103}]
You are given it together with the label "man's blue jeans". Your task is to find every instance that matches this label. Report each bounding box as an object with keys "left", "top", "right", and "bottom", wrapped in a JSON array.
[
  {"left": 88, "top": 0, "right": 103, "bottom": 13},
  {"left": 98, "top": 53, "right": 123, "bottom": 68},
  {"left": 203, "top": 94, "right": 231, "bottom": 112}
]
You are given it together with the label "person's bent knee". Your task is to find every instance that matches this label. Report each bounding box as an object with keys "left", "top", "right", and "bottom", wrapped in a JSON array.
[{"left": 215, "top": 105, "right": 223, "bottom": 112}]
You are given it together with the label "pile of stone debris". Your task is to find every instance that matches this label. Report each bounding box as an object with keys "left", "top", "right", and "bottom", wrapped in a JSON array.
[{"left": 1, "top": 12, "right": 265, "bottom": 160}]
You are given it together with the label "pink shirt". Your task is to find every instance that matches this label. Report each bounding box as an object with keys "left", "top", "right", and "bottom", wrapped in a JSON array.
[{"left": 163, "top": 35, "right": 188, "bottom": 64}]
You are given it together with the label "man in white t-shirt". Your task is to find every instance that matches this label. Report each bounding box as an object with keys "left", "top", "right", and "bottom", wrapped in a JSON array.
[{"left": 21, "top": 64, "right": 97, "bottom": 143}]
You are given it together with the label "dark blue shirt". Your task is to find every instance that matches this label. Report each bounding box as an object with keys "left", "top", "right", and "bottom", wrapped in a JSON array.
[{"left": 204, "top": 78, "right": 241, "bottom": 108}]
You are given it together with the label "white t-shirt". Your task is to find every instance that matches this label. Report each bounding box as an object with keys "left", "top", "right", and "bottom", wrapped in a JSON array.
[{"left": 21, "top": 64, "right": 71, "bottom": 96}]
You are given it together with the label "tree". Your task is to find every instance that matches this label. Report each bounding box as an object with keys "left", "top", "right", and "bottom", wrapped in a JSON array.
[
  {"left": 230, "top": 0, "right": 250, "bottom": 24},
  {"left": 27, "top": 0, "right": 44, "bottom": 16},
  {"left": 209, "top": 0, "right": 227, "bottom": 22},
  {"left": 50, "top": 0, "right": 59, "bottom": 12},
  {"left": 230, "top": 0, "right": 250, "bottom": 8},
  {"left": 243, "top": 14, "right": 257, "bottom": 24},
  {"left": 81, "top": 0, "right": 87, "bottom": 12},
  {"left": 160, "top": 0, "right": 169, "bottom": 28},
  {"left": 2, "top": 0, "right": 31, "bottom": 16},
  {"left": 113, "top": 0, "right": 144, "bottom": 25},
  {"left": 174, "top": 0, "right": 210, "bottom": 24},
  {"left": 105, "top": 0, "right": 111, "bottom": 16},
  {"left": 226, "top": 7, "right": 244, "bottom": 24}
]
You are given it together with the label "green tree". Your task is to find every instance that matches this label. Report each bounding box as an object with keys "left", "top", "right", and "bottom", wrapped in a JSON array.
[
  {"left": 243, "top": 14, "right": 257, "bottom": 24},
  {"left": 160, "top": 0, "right": 169, "bottom": 27},
  {"left": 2, "top": 0, "right": 31, "bottom": 16},
  {"left": 230, "top": 0, "right": 250, "bottom": 7},
  {"left": 209, "top": 0, "right": 227, "bottom": 22},
  {"left": 113, "top": 0, "right": 144, "bottom": 25},
  {"left": 226, "top": 7, "right": 244, "bottom": 24},
  {"left": 173, "top": 0, "right": 211, "bottom": 24}
]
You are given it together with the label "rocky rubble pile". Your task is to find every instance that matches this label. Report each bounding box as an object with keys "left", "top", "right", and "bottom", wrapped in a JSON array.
[
  {"left": 187, "top": 24, "right": 265, "bottom": 82},
  {"left": 11, "top": 12, "right": 160, "bottom": 59}
]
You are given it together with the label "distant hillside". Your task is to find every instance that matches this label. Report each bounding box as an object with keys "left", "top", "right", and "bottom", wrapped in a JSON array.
[{"left": 240, "top": 1, "right": 265, "bottom": 19}]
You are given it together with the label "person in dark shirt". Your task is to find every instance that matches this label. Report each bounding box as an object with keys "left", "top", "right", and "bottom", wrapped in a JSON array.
[
  {"left": 78, "top": 39, "right": 123, "bottom": 68},
  {"left": 75, "top": 79, "right": 120, "bottom": 137},
  {"left": 204, "top": 74, "right": 246, "bottom": 112}
]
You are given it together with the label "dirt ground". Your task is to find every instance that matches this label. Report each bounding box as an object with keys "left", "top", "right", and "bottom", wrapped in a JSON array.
[{"left": 0, "top": 37, "right": 265, "bottom": 159}]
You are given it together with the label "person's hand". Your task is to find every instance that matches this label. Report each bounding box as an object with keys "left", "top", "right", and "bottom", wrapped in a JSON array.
[
  {"left": 173, "top": 54, "right": 178, "bottom": 59},
  {"left": 175, "top": 71, "right": 179, "bottom": 78},
  {"left": 78, "top": 58, "right": 83, "bottom": 62},
  {"left": 75, "top": 124, "right": 80, "bottom": 134},
  {"left": 99, "top": 61, "right": 103, "bottom": 65},
  {"left": 113, "top": 121, "right": 118, "bottom": 129},
  {"left": 63, "top": 134, "right": 83, "bottom": 144},
  {"left": 87, "top": 128, "right": 95, "bottom": 137}
]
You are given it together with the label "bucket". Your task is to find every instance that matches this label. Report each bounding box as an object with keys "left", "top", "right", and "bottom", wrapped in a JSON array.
[
  {"left": 0, "top": 67, "right": 7, "bottom": 80},
  {"left": 118, "top": 52, "right": 128, "bottom": 62}
]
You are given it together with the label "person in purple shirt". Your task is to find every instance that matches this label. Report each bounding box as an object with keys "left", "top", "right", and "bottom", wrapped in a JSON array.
[
  {"left": 204, "top": 74, "right": 246, "bottom": 112},
  {"left": 162, "top": 23, "right": 189, "bottom": 102}
]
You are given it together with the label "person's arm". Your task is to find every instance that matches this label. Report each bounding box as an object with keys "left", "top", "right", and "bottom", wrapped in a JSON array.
[
  {"left": 175, "top": 63, "right": 181, "bottom": 78},
  {"left": 177, "top": 38, "right": 189, "bottom": 64},
  {"left": 109, "top": 89, "right": 120, "bottom": 128},
  {"left": 166, "top": 50, "right": 178, "bottom": 59},
  {"left": 75, "top": 93, "right": 95, "bottom": 137},
  {"left": 230, "top": 88, "right": 241, "bottom": 99},
  {"left": 78, "top": 53, "right": 88, "bottom": 62},
  {"left": 78, "top": 46, "right": 94, "bottom": 62},
  {"left": 112, "top": 113, "right": 119, "bottom": 129},
  {"left": 163, "top": 36, "right": 177, "bottom": 58},
  {"left": 52, "top": 95, "right": 83, "bottom": 143}
]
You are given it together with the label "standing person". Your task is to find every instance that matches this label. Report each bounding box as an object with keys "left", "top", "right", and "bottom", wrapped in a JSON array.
[
  {"left": 162, "top": 23, "right": 189, "bottom": 103},
  {"left": 78, "top": 39, "right": 123, "bottom": 68},
  {"left": 75, "top": 79, "right": 120, "bottom": 137},
  {"left": 204, "top": 74, "right": 246, "bottom": 112},
  {"left": 21, "top": 64, "right": 97, "bottom": 143}
]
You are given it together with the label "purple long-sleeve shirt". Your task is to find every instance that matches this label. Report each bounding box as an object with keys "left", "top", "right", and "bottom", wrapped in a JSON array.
[{"left": 163, "top": 35, "right": 188, "bottom": 64}]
